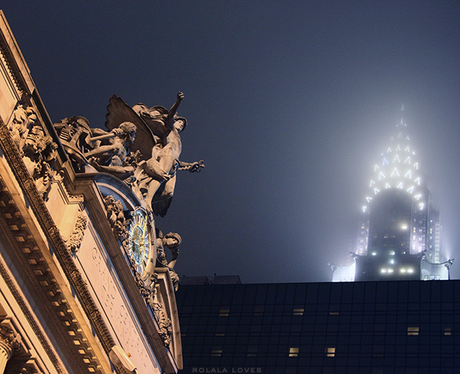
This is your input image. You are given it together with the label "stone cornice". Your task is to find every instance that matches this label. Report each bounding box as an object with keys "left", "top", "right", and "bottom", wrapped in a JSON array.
[
  {"left": 0, "top": 118, "right": 116, "bottom": 373},
  {"left": 0, "top": 260, "right": 64, "bottom": 373},
  {"left": 0, "top": 11, "right": 32, "bottom": 98}
]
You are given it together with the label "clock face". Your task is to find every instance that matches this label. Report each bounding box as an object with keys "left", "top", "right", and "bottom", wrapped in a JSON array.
[{"left": 128, "top": 208, "right": 150, "bottom": 276}]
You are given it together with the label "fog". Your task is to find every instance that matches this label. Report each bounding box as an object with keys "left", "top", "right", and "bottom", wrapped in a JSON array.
[{"left": 3, "top": 1, "right": 460, "bottom": 283}]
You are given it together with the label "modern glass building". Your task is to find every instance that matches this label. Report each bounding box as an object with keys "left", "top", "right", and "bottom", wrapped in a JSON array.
[{"left": 176, "top": 278, "right": 460, "bottom": 374}]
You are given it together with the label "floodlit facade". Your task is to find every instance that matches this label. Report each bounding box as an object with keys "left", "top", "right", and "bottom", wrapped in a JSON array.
[
  {"left": 0, "top": 12, "right": 183, "bottom": 373},
  {"left": 332, "top": 108, "right": 448, "bottom": 282}
]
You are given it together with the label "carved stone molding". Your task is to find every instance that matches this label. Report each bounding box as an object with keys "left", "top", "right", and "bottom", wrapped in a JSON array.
[
  {"left": 0, "top": 261, "right": 62, "bottom": 373},
  {"left": 0, "top": 118, "right": 116, "bottom": 373},
  {"left": 103, "top": 195, "right": 128, "bottom": 243},
  {"left": 0, "top": 21, "right": 30, "bottom": 98},
  {"left": 150, "top": 290, "right": 172, "bottom": 349},
  {"left": 0, "top": 324, "right": 21, "bottom": 358},
  {"left": 66, "top": 211, "right": 88, "bottom": 253}
]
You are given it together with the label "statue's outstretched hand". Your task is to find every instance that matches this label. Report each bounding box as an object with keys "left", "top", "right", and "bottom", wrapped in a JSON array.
[{"left": 189, "top": 160, "right": 205, "bottom": 173}]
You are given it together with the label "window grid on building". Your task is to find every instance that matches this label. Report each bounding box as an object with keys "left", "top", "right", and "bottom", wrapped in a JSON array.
[{"left": 177, "top": 281, "right": 460, "bottom": 374}]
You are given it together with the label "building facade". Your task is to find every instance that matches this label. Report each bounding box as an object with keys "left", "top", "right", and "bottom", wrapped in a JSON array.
[
  {"left": 177, "top": 278, "right": 460, "bottom": 374},
  {"left": 0, "top": 11, "right": 194, "bottom": 373},
  {"left": 332, "top": 109, "right": 447, "bottom": 282}
]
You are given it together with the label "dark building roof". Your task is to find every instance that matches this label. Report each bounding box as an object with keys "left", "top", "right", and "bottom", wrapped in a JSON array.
[{"left": 177, "top": 279, "right": 460, "bottom": 374}]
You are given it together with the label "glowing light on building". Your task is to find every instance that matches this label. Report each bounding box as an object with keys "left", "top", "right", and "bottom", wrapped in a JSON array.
[
  {"left": 364, "top": 118, "right": 424, "bottom": 212},
  {"left": 339, "top": 108, "right": 445, "bottom": 282}
]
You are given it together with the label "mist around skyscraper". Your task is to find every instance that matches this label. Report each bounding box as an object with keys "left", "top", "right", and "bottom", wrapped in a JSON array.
[{"left": 330, "top": 107, "right": 452, "bottom": 282}]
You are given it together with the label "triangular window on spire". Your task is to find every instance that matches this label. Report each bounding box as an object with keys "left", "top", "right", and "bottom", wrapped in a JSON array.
[
  {"left": 397, "top": 132, "right": 403, "bottom": 139},
  {"left": 414, "top": 193, "right": 422, "bottom": 201},
  {"left": 397, "top": 182, "right": 403, "bottom": 189},
  {"left": 390, "top": 136, "right": 395, "bottom": 141},
  {"left": 405, "top": 170, "right": 412, "bottom": 179},
  {"left": 378, "top": 172, "right": 386, "bottom": 181},
  {"left": 413, "top": 162, "right": 419, "bottom": 170},
  {"left": 382, "top": 158, "right": 389, "bottom": 166},
  {"left": 385, "top": 183, "right": 391, "bottom": 189},
  {"left": 404, "top": 156, "right": 411, "bottom": 164},
  {"left": 386, "top": 148, "right": 392, "bottom": 153},
  {"left": 406, "top": 136, "right": 410, "bottom": 141},
  {"left": 407, "top": 186, "right": 414, "bottom": 194},
  {"left": 396, "top": 144, "right": 401, "bottom": 151},
  {"left": 374, "top": 188, "right": 380, "bottom": 195},
  {"left": 405, "top": 146, "right": 410, "bottom": 152},
  {"left": 391, "top": 168, "right": 400, "bottom": 177},
  {"left": 369, "top": 180, "right": 375, "bottom": 187},
  {"left": 414, "top": 177, "right": 421, "bottom": 185},
  {"left": 366, "top": 197, "right": 373, "bottom": 203},
  {"left": 374, "top": 165, "right": 379, "bottom": 171},
  {"left": 393, "top": 155, "right": 401, "bottom": 163}
]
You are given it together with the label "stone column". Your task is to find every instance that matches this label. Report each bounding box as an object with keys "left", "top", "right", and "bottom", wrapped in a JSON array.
[{"left": 0, "top": 324, "right": 21, "bottom": 373}]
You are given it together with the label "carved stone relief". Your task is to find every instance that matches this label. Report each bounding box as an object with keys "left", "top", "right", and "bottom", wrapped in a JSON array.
[
  {"left": 54, "top": 92, "right": 204, "bottom": 216},
  {"left": 147, "top": 282, "right": 172, "bottom": 349},
  {"left": 0, "top": 323, "right": 22, "bottom": 373},
  {"left": 155, "top": 230, "right": 181, "bottom": 291},
  {"left": 7, "top": 102, "right": 59, "bottom": 202},
  {"left": 103, "top": 195, "right": 128, "bottom": 242},
  {"left": 65, "top": 211, "right": 88, "bottom": 253}
]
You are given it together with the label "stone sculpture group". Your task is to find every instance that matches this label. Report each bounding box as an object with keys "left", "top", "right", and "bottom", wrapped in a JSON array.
[
  {"left": 54, "top": 92, "right": 204, "bottom": 216},
  {"left": 8, "top": 92, "right": 203, "bottom": 349}
]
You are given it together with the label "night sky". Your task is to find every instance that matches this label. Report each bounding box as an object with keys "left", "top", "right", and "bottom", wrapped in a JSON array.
[{"left": 3, "top": 2, "right": 460, "bottom": 283}]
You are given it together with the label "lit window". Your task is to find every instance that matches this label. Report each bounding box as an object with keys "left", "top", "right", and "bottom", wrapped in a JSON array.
[
  {"left": 325, "top": 347, "right": 336, "bottom": 357},
  {"left": 372, "top": 252, "right": 377, "bottom": 256},
  {"left": 215, "top": 333, "right": 225, "bottom": 337},
  {"left": 444, "top": 327, "right": 452, "bottom": 336},
  {"left": 289, "top": 347, "right": 299, "bottom": 357},
  {"left": 407, "top": 268, "right": 414, "bottom": 273},
  {"left": 219, "top": 308, "right": 230, "bottom": 317},
  {"left": 293, "top": 308, "right": 304, "bottom": 316},
  {"left": 389, "top": 251, "right": 395, "bottom": 255},
  {"left": 400, "top": 268, "right": 406, "bottom": 273},
  {"left": 211, "top": 349, "right": 222, "bottom": 357},
  {"left": 407, "top": 327, "right": 419, "bottom": 336},
  {"left": 381, "top": 268, "right": 387, "bottom": 273},
  {"left": 329, "top": 311, "right": 339, "bottom": 316},
  {"left": 387, "top": 268, "right": 393, "bottom": 273}
]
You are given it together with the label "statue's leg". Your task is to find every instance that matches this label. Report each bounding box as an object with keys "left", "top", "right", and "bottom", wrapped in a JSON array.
[
  {"left": 144, "top": 180, "right": 162, "bottom": 211},
  {"left": 158, "top": 176, "right": 176, "bottom": 202}
]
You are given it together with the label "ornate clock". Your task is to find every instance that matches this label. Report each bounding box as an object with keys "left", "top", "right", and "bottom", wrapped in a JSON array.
[{"left": 127, "top": 208, "right": 150, "bottom": 277}]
